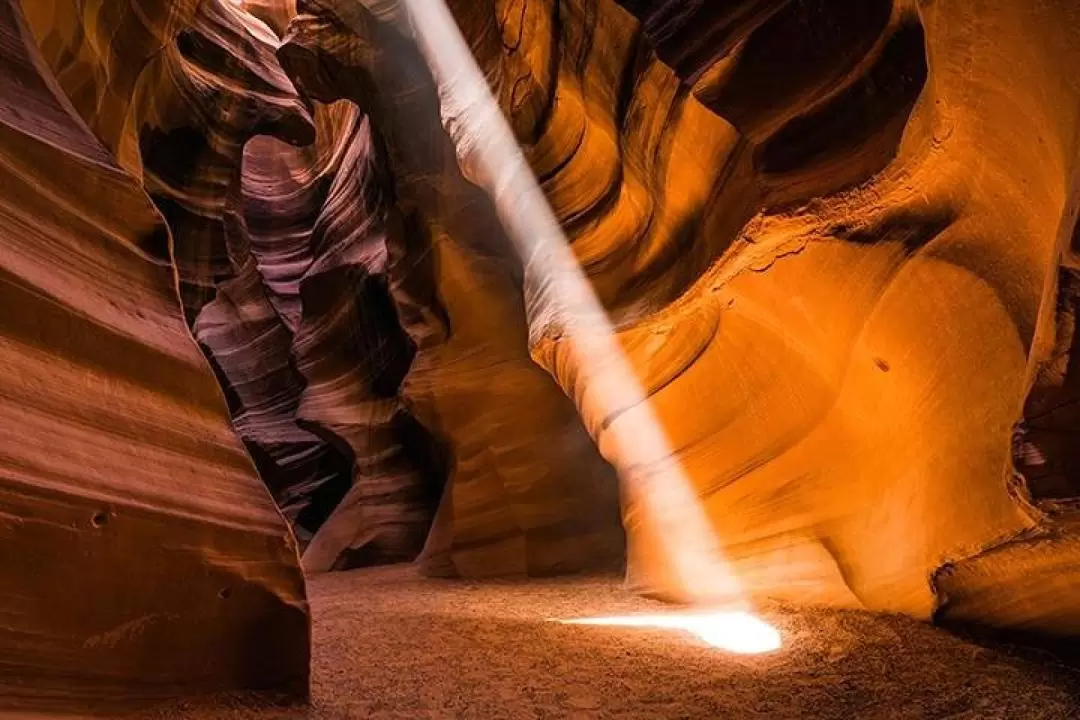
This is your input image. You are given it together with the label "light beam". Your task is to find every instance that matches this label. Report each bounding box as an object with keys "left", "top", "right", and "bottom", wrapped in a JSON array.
[
  {"left": 395, "top": 0, "right": 738, "bottom": 604},
  {"left": 353, "top": 0, "right": 775, "bottom": 644}
]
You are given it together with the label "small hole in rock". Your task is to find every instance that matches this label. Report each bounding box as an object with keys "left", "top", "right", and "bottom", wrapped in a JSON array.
[
  {"left": 91, "top": 511, "right": 109, "bottom": 528},
  {"left": 218, "top": 587, "right": 233, "bottom": 600}
]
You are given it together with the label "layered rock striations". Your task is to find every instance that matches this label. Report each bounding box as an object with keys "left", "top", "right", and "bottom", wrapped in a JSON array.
[
  {"left": 275, "top": 0, "right": 1080, "bottom": 634},
  {"left": 16, "top": 0, "right": 625, "bottom": 583},
  {"left": 5, "top": 0, "right": 1080, "bottom": 713},
  {"left": 20, "top": 0, "right": 436, "bottom": 571},
  {"left": 244, "top": 103, "right": 448, "bottom": 571},
  {"left": 130, "top": 0, "right": 358, "bottom": 550},
  {"left": 280, "top": 0, "right": 626, "bottom": 577},
  {"left": 0, "top": 0, "right": 308, "bottom": 715},
  {"left": 426, "top": 0, "right": 1080, "bottom": 630}
]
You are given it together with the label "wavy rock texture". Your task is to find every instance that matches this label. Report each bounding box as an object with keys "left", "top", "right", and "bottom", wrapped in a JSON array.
[
  {"left": 130, "top": 0, "right": 353, "bottom": 553},
  {"left": 272, "top": 0, "right": 1080, "bottom": 633},
  {"left": 6, "top": 0, "right": 1080, "bottom": 713},
  {"left": 22, "top": 0, "right": 624, "bottom": 578},
  {"left": 245, "top": 103, "right": 448, "bottom": 571},
  {"left": 423, "top": 0, "right": 1080, "bottom": 631},
  {"left": 22, "top": 0, "right": 420, "bottom": 571},
  {"left": 280, "top": 0, "right": 626, "bottom": 577},
  {"left": 0, "top": 0, "right": 308, "bottom": 715}
]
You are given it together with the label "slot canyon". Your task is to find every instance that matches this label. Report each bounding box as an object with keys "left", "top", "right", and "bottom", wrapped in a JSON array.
[{"left": 2, "top": 0, "right": 1080, "bottom": 717}]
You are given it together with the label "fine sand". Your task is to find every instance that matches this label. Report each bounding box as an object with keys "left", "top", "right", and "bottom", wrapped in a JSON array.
[{"left": 144, "top": 565, "right": 1080, "bottom": 719}]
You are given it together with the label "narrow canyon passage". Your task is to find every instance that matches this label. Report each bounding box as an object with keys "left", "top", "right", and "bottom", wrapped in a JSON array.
[{"left": 4, "top": 0, "right": 1080, "bottom": 717}]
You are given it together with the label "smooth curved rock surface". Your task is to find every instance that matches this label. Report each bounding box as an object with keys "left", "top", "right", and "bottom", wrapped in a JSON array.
[
  {"left": 279, "top": 0, "right": 627, "bottom": 578},
  {"left": 424, "top": 0, "right": 1080, "bottom": 628},
  {"left": 273, "top": 0, "right": 1080, "bottom": 632},
  {"left": 248, "top": 103, "right": 448, "bottom": 571},
  {"left": 0, "top": 0, "right": 309, "bottom": 715},
  {"left": 5, "top": 0, "right": 1080, "bottom": 712}
]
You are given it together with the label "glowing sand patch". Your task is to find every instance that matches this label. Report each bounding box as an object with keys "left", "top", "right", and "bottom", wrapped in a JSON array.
[{"left": 555, "top": 612, "right": 782, "bottom": 655}]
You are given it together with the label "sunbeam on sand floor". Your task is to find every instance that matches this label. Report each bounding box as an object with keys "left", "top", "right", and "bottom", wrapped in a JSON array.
[
  {"left": 553, "top": 611, "right": 783, "bottom": 655},
  {"left": 144, "top": 565, "right": 1080, "bottom": 720}
]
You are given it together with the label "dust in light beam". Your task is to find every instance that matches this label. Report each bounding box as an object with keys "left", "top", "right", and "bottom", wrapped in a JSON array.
[{"left": 380, "top": 0, "right": 782, "bottom": 651}]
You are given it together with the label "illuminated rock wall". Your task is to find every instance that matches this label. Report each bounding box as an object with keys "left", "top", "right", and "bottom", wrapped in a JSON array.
[
  {"left": 435, "top": 0, "right": 1080, "bottom": 631},
  {"left": 4, "top": 0, "right": 1080, "bottom": 712},
  {"left": 279, "top": 0, "right": 1080, "bottom": 634}
]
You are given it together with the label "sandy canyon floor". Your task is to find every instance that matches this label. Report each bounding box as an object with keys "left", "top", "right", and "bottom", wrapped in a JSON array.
[{"left": 144, "top": 565, "right": 1080, "bottom": 719}]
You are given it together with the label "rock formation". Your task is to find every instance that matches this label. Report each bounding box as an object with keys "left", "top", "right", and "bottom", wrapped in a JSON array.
[
  {"left": 275, "top": 0, "right": 1080, "bottom": 629},
  {"left": 438, "top": 0, "right": 1080, "bottom": 629},
  {"left": 3, "top": 0, "right": 1080, "bottom": 714},
  {"left": 0, "top": 0, "right": 308, "bottom": 715},
  {"left": 279, "top": 0, "right": 627, "bottom": 578}
]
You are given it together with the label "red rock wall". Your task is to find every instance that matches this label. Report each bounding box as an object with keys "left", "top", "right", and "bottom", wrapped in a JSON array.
[
  {"left": 280, "top": 0, "right": 627, "bottom": 578},
  {"left": 17, "top": 0, "right": 625, "bottom": 579},
  {"left": 433, "top": 0, "right": 1080, "bottom": 630},
  {"left": 6, "top": 1, "right": 1080, "bottom": 713},
  {"left": 277, "top": 0, "right": 1080, "bottom": 635},
  {"left": 0, "top": 0, "right": 309, "bottom": 715}
]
